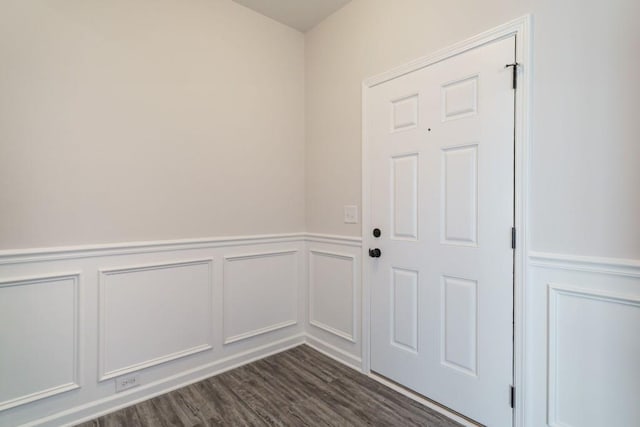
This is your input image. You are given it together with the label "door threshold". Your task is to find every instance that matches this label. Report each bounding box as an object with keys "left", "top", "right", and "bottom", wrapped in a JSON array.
[{"left": 369, "top": 371, "right": 484, "bottom": 427}]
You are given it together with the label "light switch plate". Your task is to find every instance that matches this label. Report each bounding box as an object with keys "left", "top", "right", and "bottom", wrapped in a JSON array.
[{"left": 344, "top": 205, "right": 358, "bottom": 224}]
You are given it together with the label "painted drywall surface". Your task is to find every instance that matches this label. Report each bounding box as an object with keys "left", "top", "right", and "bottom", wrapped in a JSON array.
[
  {"left": 305, "top": 0, "right": 640, "bottom": 259},
  {"left": 0, "top": 0, "right": 305, "bottom": 249}
]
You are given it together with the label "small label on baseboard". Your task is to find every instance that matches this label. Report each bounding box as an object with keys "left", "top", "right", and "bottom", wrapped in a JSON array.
[{"left": 115, "top": 374, "right": 141, "bottom": 392}]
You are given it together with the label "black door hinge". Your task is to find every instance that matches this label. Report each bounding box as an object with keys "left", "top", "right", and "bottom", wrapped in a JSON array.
[
  {"left": 505, "top": 63, "right": 519, "bottom": 89},
  {"left": 510, "top": 386, "right": 515, "bottom": 408},
  {"left": 511, "top": 227, "right": 516, "bottom": 249}
]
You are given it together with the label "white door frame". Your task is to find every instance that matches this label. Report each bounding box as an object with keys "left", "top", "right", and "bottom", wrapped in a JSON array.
[{"left": 361, "top": 15, "right": 532, "bottom": 427}]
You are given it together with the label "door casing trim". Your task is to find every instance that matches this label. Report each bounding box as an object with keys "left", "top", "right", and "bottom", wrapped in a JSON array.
[{"left": 361, "top": 15, "right": 532, "bottom": 427}]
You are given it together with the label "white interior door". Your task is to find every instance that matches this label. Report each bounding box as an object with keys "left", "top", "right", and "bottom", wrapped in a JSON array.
[{"left": 367, "top": 36, "right": 516, "bottom": 426}]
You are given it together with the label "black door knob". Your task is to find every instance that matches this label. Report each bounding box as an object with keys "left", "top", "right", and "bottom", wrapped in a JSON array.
[
  {"left": 372, "top": 228, "right": 381, "bottom": 238},
  {"left": 369, "top": 248, "right": 382, "bottom": 258}
]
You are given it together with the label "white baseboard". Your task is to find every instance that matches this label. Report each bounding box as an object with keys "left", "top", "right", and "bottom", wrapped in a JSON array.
[
  {"left": 368, "top": 373, "right": 480, "bottom": 427},
  {"left": 304, "top": 335, "right": 362, "bottom": 372},
  {"left": 27, "top": 333, "right": 367, "bottom": 427},
  {"left": 29, "top": 334, "right": 305, "bottom": 427}
]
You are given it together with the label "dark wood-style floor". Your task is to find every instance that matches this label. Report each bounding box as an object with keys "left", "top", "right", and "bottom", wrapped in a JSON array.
[{"left": 76, "top": 345, "right": 462, "bottom": 426}]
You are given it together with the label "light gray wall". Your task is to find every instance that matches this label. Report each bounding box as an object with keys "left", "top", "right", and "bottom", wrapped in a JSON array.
[
  {"left": 2, "top": 0, "right": 638, "bottom": 260},
  {"left": 305, "top": 0, "right": 640, "bottom": 259},
  {"left": 0, "top": 0, "right": 305, "bottom": 249}
]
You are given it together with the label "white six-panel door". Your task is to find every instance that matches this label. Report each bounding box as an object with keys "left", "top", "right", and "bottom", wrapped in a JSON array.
[{"left": 368, "top": 36, "right": 516, "bottom": 426}]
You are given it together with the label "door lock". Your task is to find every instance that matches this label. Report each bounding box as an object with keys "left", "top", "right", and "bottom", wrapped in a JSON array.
[{"left": 368, "top": 248, "right": 382, "bottom": 258}]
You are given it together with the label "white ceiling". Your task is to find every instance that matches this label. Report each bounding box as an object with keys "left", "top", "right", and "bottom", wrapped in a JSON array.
[{"left": 232, "top": 0, "right": 351, "bottom": 32}]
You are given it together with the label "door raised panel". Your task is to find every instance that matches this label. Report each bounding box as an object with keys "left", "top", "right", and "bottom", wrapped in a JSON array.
[
  {"left": 391, "top": 94, "right": 419, "bottom": 132},
  {"left": 441, "top": 276, "right": 478, "bottom": 376},
  {"left": 392, "top": 154, "right": 419, "bottom": 240},
  {"left": 441, "top": 145, "right": 478, "bottom": 246},
  {"left": 441, "top": 75, "right": 478, "bottom": 121},
  {"left": 391, "top": 268, "right": 419, "bottom": 353}
]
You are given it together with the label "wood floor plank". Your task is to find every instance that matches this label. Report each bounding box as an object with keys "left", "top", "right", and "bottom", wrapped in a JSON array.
[
  {"left": 241, "top": 358, "right": 347, "bottom": 426},
  {"left": 291, "top": 346, "right": 459, "bottom": 426},
  {"left": 76, "top": 345, "right": 463, "bottom": 427},
  {"left": 134, "top": 399, "right": 171, "bottom": 427},
  {"left": 287, "top": 396, "right": 348, "bottom": 427},
  {"left": 271, "top": 350, "right": 404, "bottom": 425},
  {"left": 149, "top": 394, "right": 190, "bottom": 426},
  {"left": 222, "top": 368, "right": 294, "bottom": 426},
  {"left": 196, "top": 376, "right": 266, "bottom": 426},
  {"left": 170, "top": 386, "right": 214, "bottom": 426}
]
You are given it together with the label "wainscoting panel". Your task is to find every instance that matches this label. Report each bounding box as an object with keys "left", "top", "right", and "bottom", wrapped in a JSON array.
[
  {"left": 309, "top": 250, "right": 356, "bottom": 342},
  {"left": 305, "top": 236, "right": 362, "bottom": 369},
  {"left": 98, "top": 259, "right": 214, "bottom": 380},
  {"left": 0, "top": 273, "right": 80, "bottom": 411},
  {"left": 547, "top": 284, "right": 640, "bottom": 427},
  {"left": 528, "top": 253, "right": 640, "bottom": 427},
  {"left": 223, "top": 250, "right": 299, "bottom": 344}
]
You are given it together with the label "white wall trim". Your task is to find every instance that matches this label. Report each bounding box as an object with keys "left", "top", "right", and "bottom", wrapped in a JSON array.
[
  {"left": 224, "top": 320, "right": 298, "bottom": 345},
  {"left": 223, "top": 249, "right": 299, "bottom": 261},
  {"left": 364, "top": 15, "right": 532, "bottom": 88},
  {"left": 98, "top": 259, "right": 214, "bottom": 381},
  {"left": 0, "top": 273, "right": 82, "bottom": 412},
  {"left": 361, "top": 15, "right": 532, "bottom": 427},
  {"left": 304, "top": 335, "right": 362, "bottom": 372},
  {"left": 546, "top": 283, "right": 640, "bottom": 427},
  {"left": 512, "top": 16, "right": 533, "bottom": 427},
  {"left": 308, "top": 249, "right": 357, "bottom": 343},
  {"left": 308, "top": 322, "right": 354, "bottom": 343},
  {"left": 29, "top": 335, "right": 306, "bottom": 427},
  {"left": 305, "top": 233, "right": 363, "bottom": 247},
  {"left": 0, "top": 233, "right": 307, "bottom": 265},
  {"left": 0, "top": 233, "right": 363, "bottom": 265},
  {"left": 530, "top": 252, "right": 640, "bottom": 278}
]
